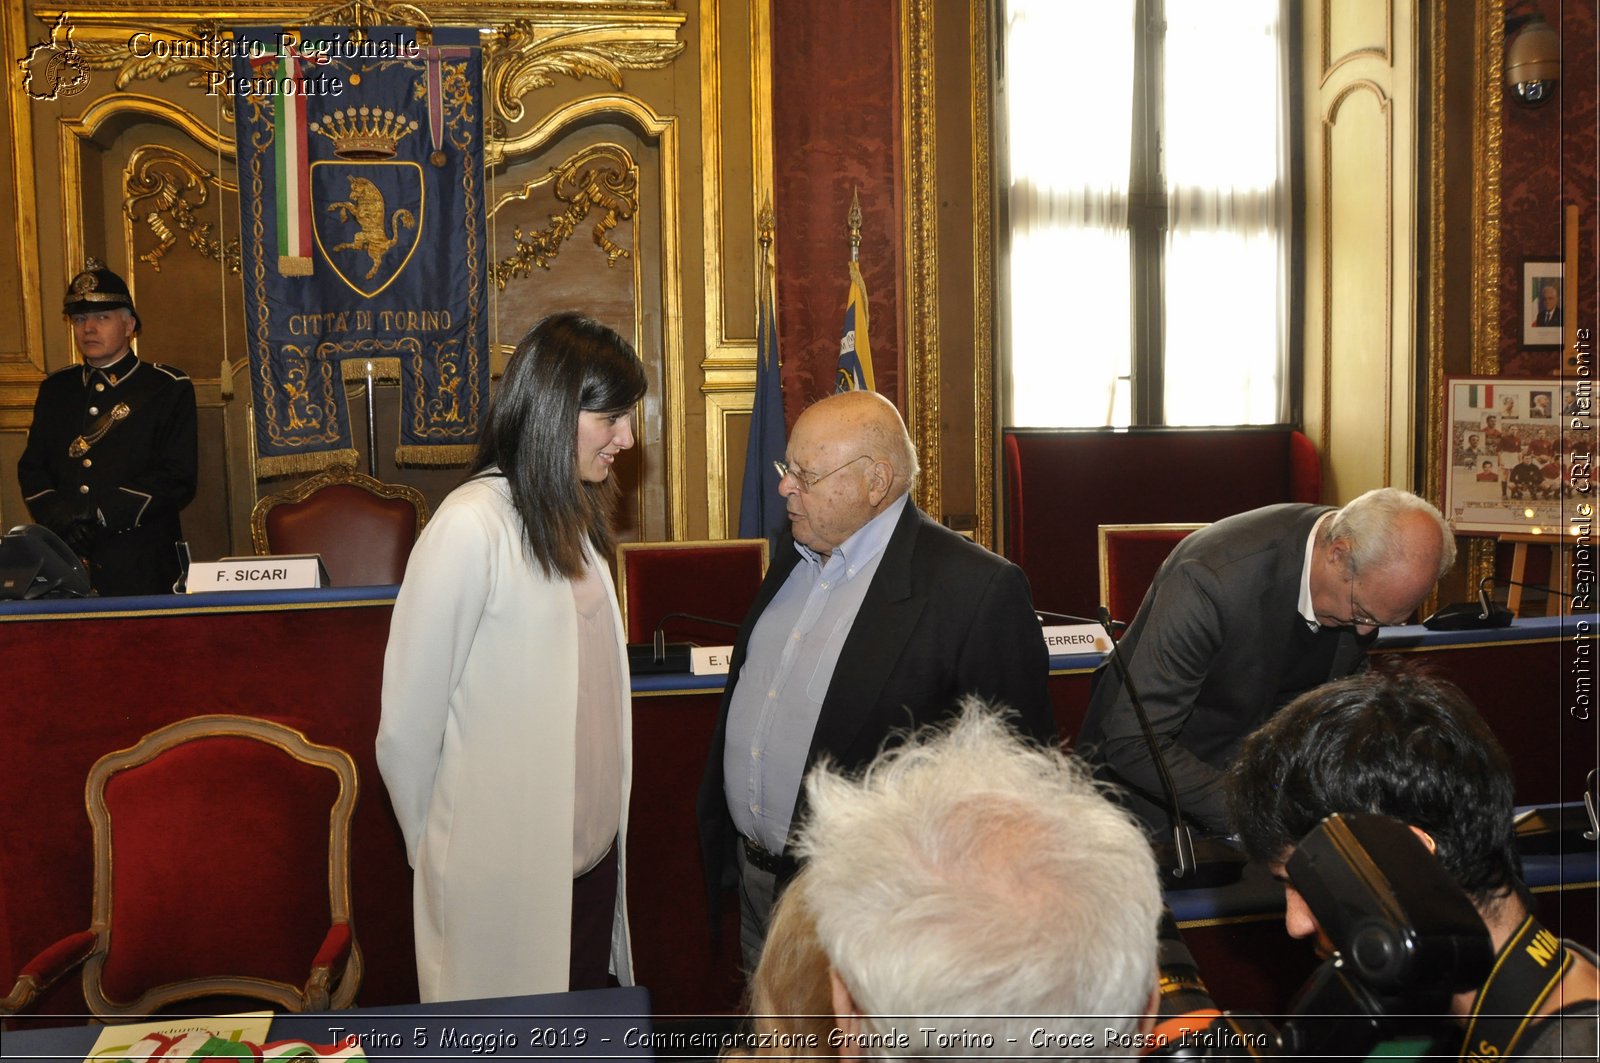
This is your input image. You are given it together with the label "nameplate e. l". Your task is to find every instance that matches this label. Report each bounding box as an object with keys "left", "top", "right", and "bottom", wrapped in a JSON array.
[
  {"left": 187, "top": 555, "right": 327, "bottom": 592},
  {"left": 690, "top": 646, "right": 735, "bottom": 675},
  {"left": 1042, "top": 624, "right": 1111, "bottom": 654}
]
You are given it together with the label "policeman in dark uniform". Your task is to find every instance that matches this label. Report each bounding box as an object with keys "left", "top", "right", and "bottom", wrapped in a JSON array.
[{"left": 17, "top": 259, "right": 197, "bottom": 596}]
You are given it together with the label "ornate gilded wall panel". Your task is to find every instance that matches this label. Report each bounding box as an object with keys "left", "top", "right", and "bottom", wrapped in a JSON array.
[
  {"left": 969, "top": 0, "right": 994, "bottom": 549},
  {"left": 1301, "top": 0, "right": 1419, "bottom": 506},
  {"left": 0, "top": 1, "right": 44, "bottom": 409},
  {"left": 698, "top": 0, "right": 772, "bottom": 539},
  {"left": 705, "top": 388, "right": 751, "bottom": 538},
  {"left": 4, "top": 0, "right": 714, "bottom": 549},
  {"left": 901, "top": 0, "right": 940, "bottom": 521},
  {"left": 1323, "top": 0, "right": 1392, "bottom": 79},
  {"left": 1321, "top": 83, "right": 1395, "bottom": 500},
  {"left": 487, "top": 111, "right": 674, "bottom": 541}
]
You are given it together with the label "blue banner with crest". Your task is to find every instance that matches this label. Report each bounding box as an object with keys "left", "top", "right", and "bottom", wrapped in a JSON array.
[{"left": 232, "top": 26, "right": 487, "bottom": 474}]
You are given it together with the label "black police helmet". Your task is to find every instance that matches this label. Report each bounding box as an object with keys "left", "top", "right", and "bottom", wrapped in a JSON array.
[{"left": 62, "top": 258, "right": 140, "bottom": 332}]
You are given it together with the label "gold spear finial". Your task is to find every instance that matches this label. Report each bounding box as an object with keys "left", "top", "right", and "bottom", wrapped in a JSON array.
[
  {"left": 759, "top": 196, "right": 775, "bottom": 253},
  {"left": 847, "top": 187, "right": 863, "bottom": 263}
]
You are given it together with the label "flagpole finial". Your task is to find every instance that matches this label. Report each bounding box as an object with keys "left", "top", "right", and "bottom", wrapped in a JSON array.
[
  {"left": 758, "top": 197, "right": 775, "bottom": 253},
  {"left": 847, "top": 187, "right": 862, "bottom": 263}
]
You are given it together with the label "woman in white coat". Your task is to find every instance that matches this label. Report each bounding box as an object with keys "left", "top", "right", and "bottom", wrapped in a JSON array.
[{"left": 377, "top": 311, "right": 647, "bottom": 1003}]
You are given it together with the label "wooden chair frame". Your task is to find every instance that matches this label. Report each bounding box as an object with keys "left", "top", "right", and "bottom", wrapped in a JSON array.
[
  {"left": 81, "top": 714, "right": 362, "bottom": 1018},
  {"left": 249, "top": 462, "right": 430, "bottom": 555},
  {"left": 1097, "top": 523, "right": 1209, "bottom": 620}
]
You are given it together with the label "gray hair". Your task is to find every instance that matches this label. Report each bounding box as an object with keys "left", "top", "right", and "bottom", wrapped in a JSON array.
[
  {"left": 795, "top": 700, "right": 1161, "bottom": 1058},
  {"left": 1321, "top": 487, "right": 1456, "bottom": 579},
  {"left": 877, "top": 406, "right": 921, "bottom": 494}
]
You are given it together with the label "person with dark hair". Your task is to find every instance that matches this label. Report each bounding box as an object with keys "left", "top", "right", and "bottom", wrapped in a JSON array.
[
  {"left": 17, "top": 258, "right": 197, "bottom": 595},
  {"left": 1227, "top": 671, "right": 1598, "bottom": 1060},
  {"left": 377, "top": 311, "right": 647, "bottom": 1003}
]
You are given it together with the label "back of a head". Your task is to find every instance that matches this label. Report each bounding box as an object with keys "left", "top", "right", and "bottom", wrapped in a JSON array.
[
  {"left": 1227, "top": 669, "right": 1519, "bottom": 906},
  {"left": 796, "top": 700, "right": 1161, "bottom": 1058}
]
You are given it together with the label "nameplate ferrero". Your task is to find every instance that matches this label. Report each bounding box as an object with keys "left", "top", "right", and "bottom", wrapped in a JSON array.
[
  {"left": 186, "top": 555, "right": 326, "bottom": 592},
  {"left": 1042, "top": 624, "right": 1112, "bottom": 654}
]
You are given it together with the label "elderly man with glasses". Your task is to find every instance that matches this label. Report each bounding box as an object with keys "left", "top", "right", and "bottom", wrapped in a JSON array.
[
  {"left": 1078, "top": 487, "right": 1455, "bottom": 840},
  {"left": 697, "top": 389, "right": 1054, "bottom": 973}
]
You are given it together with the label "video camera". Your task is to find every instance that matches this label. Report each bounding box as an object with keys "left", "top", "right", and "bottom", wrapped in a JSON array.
[{"left": 1147, "top": 813, "right": 1494, "bottom": 1059}]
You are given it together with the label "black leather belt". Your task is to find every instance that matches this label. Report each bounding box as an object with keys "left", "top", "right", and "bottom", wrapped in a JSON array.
[{"left": 741, "top": 835, "right": 799, "bottom": 878}]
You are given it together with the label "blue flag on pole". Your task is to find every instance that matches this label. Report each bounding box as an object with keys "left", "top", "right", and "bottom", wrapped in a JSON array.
[
  {"left": 836, "top": 260, "right": 875, "bottom": 392},
  {"left": 739, "top": 259, "right": 786, "bottom": 541}
]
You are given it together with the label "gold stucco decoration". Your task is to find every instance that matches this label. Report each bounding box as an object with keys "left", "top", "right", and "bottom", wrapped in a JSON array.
[{"left": 491, "top": 143, "right": 638, "bottom": 289}]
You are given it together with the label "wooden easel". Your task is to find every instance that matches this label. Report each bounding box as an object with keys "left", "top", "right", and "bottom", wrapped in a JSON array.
[
  {"left": 1497, "top": 533, "right": 1572, "bottom": 617},
  {"left": 1499, "top": 202, "right": 1584, "bottom": 618}
]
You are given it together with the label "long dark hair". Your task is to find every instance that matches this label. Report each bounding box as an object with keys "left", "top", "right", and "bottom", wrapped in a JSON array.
[{"left": 468, "top": 312, "right": 647, "bottom": 579}]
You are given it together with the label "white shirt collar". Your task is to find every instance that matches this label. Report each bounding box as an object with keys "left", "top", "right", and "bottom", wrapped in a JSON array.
[
  {"left": 1298, "top": 512, "right": 1333, "bottom": 629},
  {"left": 795, "top": 491, "right": 909, "bottom": 578}
]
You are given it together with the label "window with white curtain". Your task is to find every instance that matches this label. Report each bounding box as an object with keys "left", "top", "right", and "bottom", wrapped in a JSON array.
[{"left": 1003, "top": 0, "right": 1290, "bottom": 428}]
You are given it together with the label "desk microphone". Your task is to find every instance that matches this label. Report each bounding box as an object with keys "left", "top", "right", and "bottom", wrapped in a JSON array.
[
  {"left": 1091, "top": 605, "right": 1198, "bottom": 882},
  {"left": 627, "top": 611, "right": 740, "bottom": 674},
  {"left": 1043, "top": 606, "right": 1245, "bottom": 886},
  {"left": 172, "top": 540, "right": 191, "bottom": 595},
  {"left": 1422, "top": 575, "right": 1572, "bottom": 630},
  {"left": 1490, "top": 575, "right": 1575, "bottom": 602},
  {"left": 1039, "top": 607, "right": 1197, "bottom": 879},
  {"left": 1036, "top": 608, "right": 1126, "bottom": 635}
]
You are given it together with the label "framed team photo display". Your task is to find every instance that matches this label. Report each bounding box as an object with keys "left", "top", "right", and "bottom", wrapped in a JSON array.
[
  {"left": 1522, "top": 259, "right": 1564, "bottom": 348},
  {"left": 1443, "top": 377, "right": 1572, "bottom": 536}
]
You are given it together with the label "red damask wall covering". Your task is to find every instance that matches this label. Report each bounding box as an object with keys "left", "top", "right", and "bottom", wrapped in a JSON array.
[
  {"left": 771, "top": 0, "right": 906, "bottom": 427},
  {"left": 1498, "top": 2, "right": 1597, "bottom": 375}
]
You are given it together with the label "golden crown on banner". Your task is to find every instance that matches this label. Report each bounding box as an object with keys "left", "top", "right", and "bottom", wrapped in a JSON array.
[{"left": 308, "top": 106, "right": 420, "bottom": 160}]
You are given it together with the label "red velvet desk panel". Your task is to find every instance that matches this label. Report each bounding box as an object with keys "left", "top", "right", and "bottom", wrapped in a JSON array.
[
  {"left": 0, "top": 593, "right": 746, "bottom": 1023},
  {"left": 626, "top": 688, "right": 744, "bottom": 1015},
  {"left": 4, "top": 600, "right": 1588, "bottom": 1025},
  {"left": 0, "top": 591, "right": 416, "bottom": 1020}
]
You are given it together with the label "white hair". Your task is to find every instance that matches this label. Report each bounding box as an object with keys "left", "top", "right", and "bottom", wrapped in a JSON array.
[
  {"left": 795, "top": 700, "right": 1162, "bottom": 1058},
  {"left": 1321, "top": 487, "right": 1456, "bottom": 579}
]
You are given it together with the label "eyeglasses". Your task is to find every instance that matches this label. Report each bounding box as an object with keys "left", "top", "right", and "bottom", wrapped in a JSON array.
[
  {"left": 1320, "top": 581, "right": 1395, "bottom": 630},
  {"left": 773, "top": 454, "right": 872, "bottom": 493}
]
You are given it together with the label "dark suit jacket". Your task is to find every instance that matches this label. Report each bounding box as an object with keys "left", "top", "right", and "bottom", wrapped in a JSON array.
[
  {"left": 1077, "top": 503, "right": 1369, "bottom": 835},
  {"left": 696, "top": 500, "right": 1055, "bottom": 908}
]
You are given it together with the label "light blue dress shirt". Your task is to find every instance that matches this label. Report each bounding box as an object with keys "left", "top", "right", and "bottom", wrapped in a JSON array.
[{"left": 723, "top": 492, "right": 909, "bottom": 853}]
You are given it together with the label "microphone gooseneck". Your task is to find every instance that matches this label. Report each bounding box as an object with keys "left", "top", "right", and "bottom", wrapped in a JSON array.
[{"left": 1093, "top": 605, "right": 1196, "bottom": 880}]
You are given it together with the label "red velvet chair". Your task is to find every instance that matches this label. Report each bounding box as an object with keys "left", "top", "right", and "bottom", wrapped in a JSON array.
[
  {"left": 1097, "top": 523, "right": 1208, "bottom": 628},
  {"left": 0, "top": 715, "right": 362, "bottom": 1019},
  {"left": 1003, "top": 428, "right": 1320, "bottom": 618},
  {"left": 250, "top": 463, "right": 430, "bottom": 587},
  {"left": 615, "top": 538, "right": 769, "bottom": 648}
]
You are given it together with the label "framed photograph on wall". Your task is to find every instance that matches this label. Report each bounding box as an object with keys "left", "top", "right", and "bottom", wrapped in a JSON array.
[
  {"left": 1442, "top": 376, "right": 1571, "bottom": 535},
  {"left": 1522, "top": 259, "right": 1564, "bottom": 347}
]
